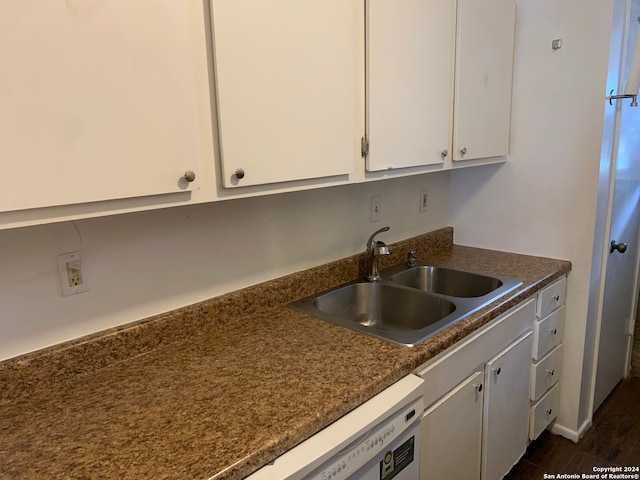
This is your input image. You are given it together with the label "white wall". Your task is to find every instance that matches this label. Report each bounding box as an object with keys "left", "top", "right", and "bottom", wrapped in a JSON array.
[
  {"left": 451, "top": 0, "right": 614, "bottom": 439},
  {"left": 0, "top": 172, "right": 450, "bottom": 361}
]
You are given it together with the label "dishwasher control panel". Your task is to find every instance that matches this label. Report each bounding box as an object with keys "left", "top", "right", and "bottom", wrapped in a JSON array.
[{"left": 309, "top": 398, "right": 421, "bottom": 480}]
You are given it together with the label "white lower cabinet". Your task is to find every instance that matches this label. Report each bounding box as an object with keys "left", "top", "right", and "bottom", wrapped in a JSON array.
[
  {"left": 532, "top": 306, "right": 565, "bottom": 361},
  {"left": 530, "top": 383, "right": 561, "bottom": 441},
  {"left": 482, "top": 332, "right": 533, "bottom": 480},
  {"left": 528, "top": 276, "right": 567, "bottom": 440},
  {"left": 530, "top": 345, "right": 563, "bottom": 402},
  {"left": 416, "top": 277, "right": 569, "bottom": 479},
  {"left": 416, "top": 298, "right": 536, "bottom": 480},
  {"left": 420, "top": 371, "right": 483, "bottom": 480}
]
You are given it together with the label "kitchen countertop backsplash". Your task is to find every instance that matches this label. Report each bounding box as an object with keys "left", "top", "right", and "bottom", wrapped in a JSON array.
[{"left": 0, "top": 227, "right": 571, "bottom": 479}]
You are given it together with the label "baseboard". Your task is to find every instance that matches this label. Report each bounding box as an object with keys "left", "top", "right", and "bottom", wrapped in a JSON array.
[
  {"left": 549, "top": 418, "right": 592, "bottom": 443},
  {"left": 577, "top": 418, "right": 593, "bottom": 439}
]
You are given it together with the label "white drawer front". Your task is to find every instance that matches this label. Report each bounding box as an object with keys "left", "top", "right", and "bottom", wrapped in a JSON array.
[
  {"left": 416, "top": 298, "right": 535, "bottom": 409},
  {"left": 532, "top": 305, "right": 565, "bottom": 360},
  {"left": 530, "top": 344, "right": 563, "bottom": 401},
  {"left": 529, "top": 383, "right": 560, "bottom": 441},
  {"left": 536, "top": 276, "right": 566, "bottom": 318}
]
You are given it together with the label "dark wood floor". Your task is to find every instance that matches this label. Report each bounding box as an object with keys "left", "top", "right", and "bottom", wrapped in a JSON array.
[{"left": 506, "top": 376, "right": 640, "bottom": 479}]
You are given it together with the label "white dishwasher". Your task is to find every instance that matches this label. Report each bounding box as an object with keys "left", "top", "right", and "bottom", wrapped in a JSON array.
[{"left": 244, "top": 374, "right": 424, "bottom": 480}]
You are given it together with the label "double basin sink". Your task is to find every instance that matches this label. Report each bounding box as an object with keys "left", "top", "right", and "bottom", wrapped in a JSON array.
[{"left": 290, "top": 262, "right": 522, "bottom": 347}]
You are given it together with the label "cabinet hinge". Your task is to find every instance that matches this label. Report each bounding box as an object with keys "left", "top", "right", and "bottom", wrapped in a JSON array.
[{"left": 361, "top": 136, "right": 369, "bottom": 158}]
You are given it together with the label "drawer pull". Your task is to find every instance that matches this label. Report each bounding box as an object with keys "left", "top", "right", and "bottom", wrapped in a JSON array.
[
  {"left": 553, "top": 295, "right": 560, "bottom": 302},
  {"left": 550, "top": 328, "right": 558, "bottom": 335},
  {"left": 546, "top": 369, "right": 555, "bottom": 376},
  {"left": 546, "top": 408, "right": 553, "bottom": 415}
]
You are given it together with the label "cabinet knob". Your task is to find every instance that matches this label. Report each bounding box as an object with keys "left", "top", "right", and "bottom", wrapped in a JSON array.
[
  {"left": 460, "top": 147, "right": 467, "bottom": 156},
  {"left": 491, "top": 366, "right": 501, "bottom": 375},
  {"left": 550, "top": 328, "right": 558, "bottom": 335},
  {"left": 546, "top": 408, "right": 553, "bottom": 415},
  {"left": 553, "top": 295, "right": 560, "bottom": 302},
  {"left": 183, "top": 170, "right": 196, "bottom": 183},
  {"left": 235, "top": 168, "right": 245, "bottom": 180},
  {"left": 474, "top": 383, "right": 483, "bottom": 393},
  {"left": 546, "top": 369, "right": 555, "bottom": 376},
  {"left": 441, "top": 149, "right": 448, "bottom": 159}
]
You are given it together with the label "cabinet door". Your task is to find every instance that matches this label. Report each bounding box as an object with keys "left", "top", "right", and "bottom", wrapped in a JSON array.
[
  {"left": 420, "top": 371, "right": 483, "bottom": 480},
  {"left": 452, "top": 0, "right": 516, "bottom": 161},
  {"left": 0, "top": 1, "right": 202, "bottom": 212},
  {"left": 366, "top": 0, "right": 455, "bottom": 171},
  {"left": 212, "top": 1, "right": 359, "bottom": 188},
  {"left": 483, "top": 331, "right": 532, "bottom": 480}
]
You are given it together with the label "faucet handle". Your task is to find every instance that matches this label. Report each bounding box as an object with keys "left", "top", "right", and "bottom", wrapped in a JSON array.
[
  {"left": 366, "top": 226, "right": 390, "bottom": 251},
  {"left": 407, "top": 250, "right": 418, "bottom": 267},
  {"left": 373, "top": 241, "right": 390, "bottom": 257}
]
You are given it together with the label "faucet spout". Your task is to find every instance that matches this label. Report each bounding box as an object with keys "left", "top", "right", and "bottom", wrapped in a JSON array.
[
  {"left": 366, "top": 226, "right": 390, "bottom": 251},
  {"left": 365, "top": 226, "right": 391, "bottom": 282}
]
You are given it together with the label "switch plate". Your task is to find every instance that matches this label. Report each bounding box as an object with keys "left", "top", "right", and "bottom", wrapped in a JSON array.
[
  {"left": 57, "top": 251, "right": 89, "bottom": 296},
  {"left": 370, "top": 196, "right": 381, "bottom": 222}
]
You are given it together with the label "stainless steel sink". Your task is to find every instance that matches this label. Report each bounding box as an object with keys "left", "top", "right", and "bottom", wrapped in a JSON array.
[
  {"left": 289, "top": 262, "right": 522, "bottom": 347},
  {"left": 313, "top": 282, "right": 456, "bottom": 331},
  {"left": 291, "top": 282, "right": 461, "bottom": 346},
  {"left": 389, "top": 266, "right": 505, "bottom": 297}
]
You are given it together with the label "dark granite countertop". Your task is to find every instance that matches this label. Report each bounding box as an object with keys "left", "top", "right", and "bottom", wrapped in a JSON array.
[{"left": 0, "top": 227, "right": 571, "bottom": 480}]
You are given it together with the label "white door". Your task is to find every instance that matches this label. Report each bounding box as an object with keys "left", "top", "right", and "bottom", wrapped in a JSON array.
[
  {"left": 211, "top": 0, "right": 360, "bottom": 188},
  {"left": 0, "top": 1, "right": 202, "bottom": 212},
  {"left": 452, "top": 0, "right": 516, "bottom": 161},
  {"left": 420, "top": 371, "right": 483, "bottom": 480},
  {"left": 366, "top": 0, "right": 455, "bottom": 171},
  {"left": 482, "top": 332, "right": 532, "bottom": 480},
  {"left": 594, "top": 0, "right": 640, "bottom": 411}
]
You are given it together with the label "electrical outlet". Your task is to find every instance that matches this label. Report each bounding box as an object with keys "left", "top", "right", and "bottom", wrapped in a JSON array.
[
  {"left": 57, "top": 251, "right": 89, "bottom": 296},
  {"left": 66, "top": 260, "right": 83, "bottom": 287},
  {"left": 370, "top": 196, "right": 381, "bottom": 222},
  {"left": 419, "top": 190, "right": 428, "bottom": 213}
]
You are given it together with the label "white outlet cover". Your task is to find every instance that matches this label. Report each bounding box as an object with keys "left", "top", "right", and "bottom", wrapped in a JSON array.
[{"left": 57, "top": 251, "right": 89, "bottom": 297}]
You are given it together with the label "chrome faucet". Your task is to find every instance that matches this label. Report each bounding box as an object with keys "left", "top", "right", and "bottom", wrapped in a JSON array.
[{"left": 366, "top": 226, "right": 391, "bottom": 282}]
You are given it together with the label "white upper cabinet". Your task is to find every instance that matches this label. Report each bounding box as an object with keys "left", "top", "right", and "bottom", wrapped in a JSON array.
[
  {"left": 453, "top": 0, "right": 517, "bottom": 162},
  {"left": 211, "top": 0, "right": 360, "bottom": 188},
  {"left": 0, "top": 0, "right": 517, "bottom": 227},
  {"left": 366, "top": 0, "right": 456, "bottom": 171},
  {"left": 0, "top": 1, "right": 203, "bottom": 213},
  {"left": 366, "top": 0, "right": 516, "bottom": 170}
]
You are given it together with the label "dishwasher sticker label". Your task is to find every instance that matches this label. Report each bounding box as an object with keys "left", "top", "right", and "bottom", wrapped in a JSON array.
[{"left": 379, "top": 436, "right": 414, "bottom": 480}]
